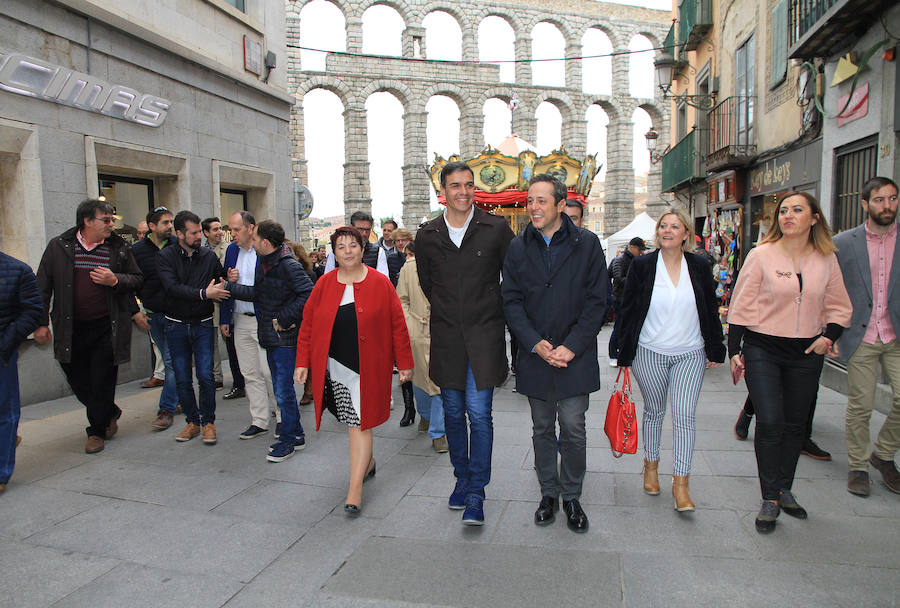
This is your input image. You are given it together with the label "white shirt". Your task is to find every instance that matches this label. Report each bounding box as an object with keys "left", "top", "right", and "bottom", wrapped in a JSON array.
[
  {"left": 323, "top": 246, "right": 388, "bottom": 277},
  {"left": 638, "top": 254, "right": 703, "bottom": 355},
  {"left": 445, "top": 206, "right": 474, "bottom": 248},
  {"left": 234, "top": 245, "right": 256, "bottom": 315}
]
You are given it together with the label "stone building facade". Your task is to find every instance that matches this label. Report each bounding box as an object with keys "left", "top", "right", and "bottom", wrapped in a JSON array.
[{"left": 286, "top": 0, "right": 672, "bottom": 235}]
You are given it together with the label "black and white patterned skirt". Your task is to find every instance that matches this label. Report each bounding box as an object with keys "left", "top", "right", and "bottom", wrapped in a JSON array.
[{"left": 326, "top": 358, "right": 361, "bottom": 428}]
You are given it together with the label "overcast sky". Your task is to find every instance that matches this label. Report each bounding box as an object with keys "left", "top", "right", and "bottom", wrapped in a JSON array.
[{"left": 299, "top": 0, "right": 666, "bottom": 221}]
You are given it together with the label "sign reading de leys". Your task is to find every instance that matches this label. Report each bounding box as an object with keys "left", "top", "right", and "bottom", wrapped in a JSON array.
[{"left": 0, "top": 51, "right": 170, "bottom": 127}]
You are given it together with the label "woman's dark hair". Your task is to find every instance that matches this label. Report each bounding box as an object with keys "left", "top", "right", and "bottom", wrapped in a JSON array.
[
  {"left": 76, "top": 199, "right": 115, "bottom": 229},
  {"left": 330, "top": 225, "right": 365, "bottom": 250}
]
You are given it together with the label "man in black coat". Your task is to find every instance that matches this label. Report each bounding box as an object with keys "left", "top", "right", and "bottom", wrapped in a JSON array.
[
  {"left": 608, "top": 236, "right": 647, "bottom": 365},
  {"left": 502, "top": 174, "right": 608, "bottom": 533},
  {"left": 415, "top": 161, "right": 515, "bottom": 526},
  {"left": 226, "top": 220, "right": 313, "bottom": 463},
  {"left": 0, "top": 252, "right": 43, "bottom": 495}
]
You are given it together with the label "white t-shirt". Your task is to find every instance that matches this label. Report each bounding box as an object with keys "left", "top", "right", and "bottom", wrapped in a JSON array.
[
  {"left": 234, "top": 245, "right": 256, "bottom": 315},
  {"left": 445, "top": 206, "right": 474, "bottom": 248},
  {"left": 638, "top": 254, "right": 703, "bottom": 355}
]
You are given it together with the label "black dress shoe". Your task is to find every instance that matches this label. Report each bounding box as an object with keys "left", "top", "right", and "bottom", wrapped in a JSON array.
[
  {"left": 562, "top": 499, "right": 589, "bottom": 533},
  {"left": 800, "top": 438, "right": 831, "bottom": 461},
  {"left": 734, "top": 408, "right": 752, "bottom": 440},
  {"left": 344, "top": 504, "right": 360, "bottom": 515},
  {"left": 534, "top": 495, "right": 558, "bottom": 526},
  {"left": 223, "top": 387, "right": 246, "bottom": 400},
  {"left": 778, "top": 490, "right": 808, "bottom": 519}
]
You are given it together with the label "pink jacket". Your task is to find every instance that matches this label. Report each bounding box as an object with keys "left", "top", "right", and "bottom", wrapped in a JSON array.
[{"left": 728, "top": 242, "right": 851, "bottom": 338}]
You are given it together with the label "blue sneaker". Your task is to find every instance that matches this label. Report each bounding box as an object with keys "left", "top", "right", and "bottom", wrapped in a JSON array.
[
  {"left": 268, "top": 435, "right": 305, "bottom": 453},
  {"left": 461, "top": 494, "right": 485, "bottom": 526},
  {"left": 266, "top": 441, "right": 295, "bottom": 463},
  {"left": 448, "top": 478, "right": 468, "bottom": 510}
]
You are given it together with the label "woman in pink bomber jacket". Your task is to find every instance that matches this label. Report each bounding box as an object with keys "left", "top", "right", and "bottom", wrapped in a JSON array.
[{"left": 728, "top": 191, "right": 851, "bottom": 535}]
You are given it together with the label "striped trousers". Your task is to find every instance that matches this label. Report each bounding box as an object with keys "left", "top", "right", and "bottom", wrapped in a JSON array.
[{"left": 632, "top": 345, "right": 706, "bottom": 476}]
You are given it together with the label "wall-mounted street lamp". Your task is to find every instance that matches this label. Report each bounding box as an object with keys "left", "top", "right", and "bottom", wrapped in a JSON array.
[
  {"left": 644, "top": 127, "right": 666, "bottom": 164},
  {"left": 653, "top": 52, "right": 717, "bottom": 110}
]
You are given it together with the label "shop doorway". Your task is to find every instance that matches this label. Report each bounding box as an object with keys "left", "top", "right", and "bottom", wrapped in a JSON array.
[{"left": 98, "top": 174, "right": 154, "bottom": 244}]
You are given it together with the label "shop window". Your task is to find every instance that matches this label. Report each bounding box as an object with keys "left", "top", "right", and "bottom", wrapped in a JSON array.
[
  {"left": 833, "top": 136, "right": 877, "bottom": 233},
  {"left": 98, "top": 175, "right": 154, "bottom": 245},
  {"left": 221, "top": 188, "right": 248, "bottom": 224},
  {"left": 735, "top": 35, "right": 755, "bottom": 147},
  {"left": 223, "top": 0, "right": 245, "bottom": 12},
  {"left": 769, "top": 0, "right": 788, "bottom": 88}
]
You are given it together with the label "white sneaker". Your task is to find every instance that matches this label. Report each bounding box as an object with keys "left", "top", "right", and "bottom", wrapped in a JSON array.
[{"left": 609, "top": 359, "right": 618, "bottom": 367}]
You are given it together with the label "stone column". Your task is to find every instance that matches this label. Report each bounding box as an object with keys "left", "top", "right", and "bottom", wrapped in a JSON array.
[
  {"left": 604, "top": 119, "right": 635, "bottom": 234},
  {"left": 403, "top": 25, "right": 426, "bottom": 59},
  {"left": 515, "top": 35, "right": 531, "bottom": 85},
  {"left": 514, "top": 97, "right": 538, "bottom": 144},
  {"left": 566, "top": 40, "right": 583, "bottom": 91},
  {"left": 561, "top": 118, "right": 587, "bottom": 158},
  {"left": 343, "top": 105, "right": 371, "bottom": 224},
  {"left": 644, "top": 115, "right": 670, "bottom": 219},
  {"left": 346, "top": 17, "right": 363, "bottom": 54},
  {"left": 461, "top": 22, "right": 478, "bottom": 62},
  {"left": 460, "top": 107, "right": 482, "bottom": 158},
  {"left": 402, "top": 110, "right": 431, "bottom": 231}
]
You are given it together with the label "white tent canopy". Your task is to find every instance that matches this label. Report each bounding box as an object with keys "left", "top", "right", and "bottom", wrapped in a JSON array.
[{"left": 602, "top": 212, "right": 657, "bottom": 256}]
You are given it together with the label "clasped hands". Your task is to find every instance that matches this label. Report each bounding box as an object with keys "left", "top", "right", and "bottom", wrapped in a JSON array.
[{"left": 534, "top": 340, "right": 575, "bottom": 368}]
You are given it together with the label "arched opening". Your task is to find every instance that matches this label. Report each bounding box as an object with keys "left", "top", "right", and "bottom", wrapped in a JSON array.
[
  {"left": 478, "top": 16, "right": 515, "bottom": 83},
  {"left": 424, "top": 11, "right": 462, "bottom": 60},
  {"left": 586, "top": 105, "right": 609, "bottom": 182},
  {"left": 299, "top": 0, "right": 346, "bottom": 72},
  {"left": 628, "top": 35, "right": 655, "bottom": 98},
  {"left": 582, "top": 29, "right": 612, "bottom": 95},
  {"left": 482, "top": 98, "right": 512, "bottom": 148},
  {"left": 535, "top": 101, "right": 562, "bottom": 155},
  {"left": 362, "top": 4, "right": 404, "bottom": 56},
  {"left": 365, "top": 92, "right": 405, "bottom": 222},
  {"left": 427, "top": 95, "right": 461, "bottom": 210},
  {"left": 303, "top": 88, "right": 345, "bottom": 217},
  {"left": 531, "top": 22, "right": 565, "bottom": 87},
  {"left": 632, "top": 107, "right": 653, "bottom": 201}
]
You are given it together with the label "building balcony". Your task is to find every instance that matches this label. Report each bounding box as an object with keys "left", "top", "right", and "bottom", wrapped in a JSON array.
[
  {"left": 705, "top": 96, "right": 757, "bottom": 171},
  {"left": 679, "top": 0, "right": 713, "bottom": 52},
  {"left": 661, "top": 130, "right": 706, "bottom": 192},
  {"left": 788, "top": 0, "right": 896, "bottom": 59}
]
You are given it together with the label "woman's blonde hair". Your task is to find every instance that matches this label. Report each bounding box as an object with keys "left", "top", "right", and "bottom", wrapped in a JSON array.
[
  {"left": 759, "top": 191, "right": 836, "bottom": 255},
  {"left": 654, "top": 206, "right": 696, "bottom": 253},
  {"left": 392, "top": 227, "right": 413, "bottom": 241}
]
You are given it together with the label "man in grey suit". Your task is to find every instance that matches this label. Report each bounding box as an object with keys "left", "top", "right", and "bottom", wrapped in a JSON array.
[{"left": 834, "top": 176, "right": 900, "bottom": 497}]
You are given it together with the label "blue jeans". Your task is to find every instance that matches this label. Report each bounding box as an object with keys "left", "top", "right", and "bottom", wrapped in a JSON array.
[
  {"left": 166, "top": 320, "right": 216, "bottom": 425},
  {"left": 148, "top": 312, "right": 178, "bottom": 414},
  {"left": 0, "top": 352, "right": 21, "bottom": 484},
  {"left": 266, "top": 347, "right": 303, "bottom": 443},
  {"left": 413, "top": 385, "right": 445, "bottom": 439},
  {"left": 441, "top": 363, "right": 494, "bottom": 497}
]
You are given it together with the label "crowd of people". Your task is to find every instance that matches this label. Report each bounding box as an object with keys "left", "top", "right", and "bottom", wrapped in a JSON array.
[{"left": 0, "top": 166, "right": 897, "bottom": 536}]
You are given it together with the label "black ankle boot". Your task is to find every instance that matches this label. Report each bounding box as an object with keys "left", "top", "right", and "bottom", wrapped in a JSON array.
[
  {"left": 400, "top": 381, "right": 416, "bottom": 427},
  {"left": 734, "top": 408, "right": 752, "bottom": 440}
]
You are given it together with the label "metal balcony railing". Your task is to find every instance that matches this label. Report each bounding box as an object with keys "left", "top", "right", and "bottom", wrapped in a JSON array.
[
  {"left": 788, "top": 0, "right": 893, "bottom": 59},
  {"left": 705, "top": 96, "right": 757, "bottom": 170},
  {"left": 789, "top": 0, "right": 839, "bottom": 50},
  {"left": 661, "top": 130, "right": 706, "bottom": 192},
  {"left": 679, "top": 0, "right": 713, "bottom": 52},
  {"left": 663, "top": 22, "right": 678, "bottom": 59}
]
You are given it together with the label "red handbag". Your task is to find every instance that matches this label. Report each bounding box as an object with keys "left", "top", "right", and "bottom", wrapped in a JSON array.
[{"left": 605, "top": 367, "right": 638, "bottom": 457}]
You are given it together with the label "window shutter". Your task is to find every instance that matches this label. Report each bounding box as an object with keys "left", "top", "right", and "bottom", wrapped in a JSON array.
[{"left": 770, "top": 0, "right": 788, "bottom": 88}]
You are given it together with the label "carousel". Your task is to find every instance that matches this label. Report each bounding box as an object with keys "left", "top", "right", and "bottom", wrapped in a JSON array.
[{"left": 428, "top": 135, "right": 601, "bottom": 235}]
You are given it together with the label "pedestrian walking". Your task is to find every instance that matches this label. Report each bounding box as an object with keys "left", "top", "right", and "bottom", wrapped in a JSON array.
[
  {"left": 502, "top": 174, "right": 608, "bottom": 533},
  {"left": 608, "top": 236, "right": 647, "bottom": 366},
  {"left": 323, "top": 211, "right": 389, "bottom": 276}
]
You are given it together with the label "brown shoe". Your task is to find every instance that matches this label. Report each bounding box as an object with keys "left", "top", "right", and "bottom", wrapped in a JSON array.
[
  {"left": 202, "top": 423, "right": 217, "bottom": 445},
  {"left": 0, "top": 483, "right": 5, "bottom": 495},
  {"left": 847, "top": 470, "right": 871, "bottom": 496},
  {"left": 870, "top": 454, "right": 900, "bottom": 494},
  {"left": 151, "top": 411, "right": 174, "bottom": 430},
  {"left": 16, "top": 435, "right": 21, "bottom": 447},
  {"left": 176, "top": 423, "right": 201, "bottom": 442},
  {"left": 300, "top": 392, "right": 313, "bottom": 405},
  {"left": 85, "top": 435, "right": 105, "bottom": 453},
  {"left": 643, "top": 459, "right": 660, "bottom": 495},
  {"left": 672, "top": 475, "right": 695, "bottom": 512},
  {"left": 141, "top": 377, "right": 164, "bottom": 388},
  {"left": 104, "top": 410, "right": 122, "bottom": 440},
  {"left": 215, "top": 381, "right": 224, "bottom": 389},
  {"left": 418, "top": 417, "right": 430, "bottom": 433},
  {"left": 432, "top": 436, "right": 449, "bottom": 453}
]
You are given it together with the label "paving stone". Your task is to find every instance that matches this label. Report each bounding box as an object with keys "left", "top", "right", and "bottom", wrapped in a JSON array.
[
  {"left": 211, "top": 479, "right": 346, "bottom": 527},
  {"left": 0, "top": 485, "right": 110, "bottom": 540}
]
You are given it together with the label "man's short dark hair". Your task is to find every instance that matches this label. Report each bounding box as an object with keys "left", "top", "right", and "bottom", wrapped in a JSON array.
[
  {"left": 235, "top": 210, "right": 256, "bottom": 226},
  {"left": 862, "top": 176, "right": 898, "bottom": 202},
  {"left": 147, "top": 206, "right": 173, "bottom": 226},
  {"left": 201, "top": 217, "right": 220, "bottom": 233},
  {"left": 440, "top": 161, "right": 474, "bottom": 187},
  {"left": 76, "top": 199, "right": 115, "bottom": 229},
  {"left": 349, "top": 210, "right": 374, "bottom": 226},
  {"left": 173, "top": 210, "right": 201, "bottom": 233},
  {"left": 564, "top": 199, "right": 584, "bottom": 218},
  {"left": 382, "top": 218, "right": 398, "bottom": 230},
  {"left": 256, "top": 220, "right": 285, "bottom": 248},
  {"left": 530, "top": 173, "right": 568, "bottom": 204}
]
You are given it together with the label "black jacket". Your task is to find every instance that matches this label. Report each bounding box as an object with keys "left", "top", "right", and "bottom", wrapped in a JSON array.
[
  {"left": 502, "top": 214, "right": 608, "bottom": 400},
  {"left": 615, "top": 250, "right": 726, "bottom": 367},
  {"left": 608, "top": 249, "right": 635, "bottom": 304},
  {"left": 415, "top": 207, "right": 515, "bottom": 390},
  {"left": 227, "top": 244, "right": 314, "bottom": 349},
  {"left": 387, "top": 250, "right": 405, "bottom": 286},
  {"left": 0, "top": 252, "right": 42, "bottom": 364},
  {"left": 131, "top": 236, "right": 172, "bottom": 313},
  {"left": 156, "top": 244, "right": 224, "bottom": 323}
]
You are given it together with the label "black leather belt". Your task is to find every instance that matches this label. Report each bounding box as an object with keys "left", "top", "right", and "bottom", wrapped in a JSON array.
[{"left": 242, "top": 312, "right": 255, "bottom": 317}]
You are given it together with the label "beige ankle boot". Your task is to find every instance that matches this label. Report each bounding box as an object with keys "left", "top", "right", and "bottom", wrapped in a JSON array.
[
  {"left": 672, "top": 475, "right": 695, "bottom": 512},
  {"left": 643, "top": 459, "right": 660, "bottom": 495}
]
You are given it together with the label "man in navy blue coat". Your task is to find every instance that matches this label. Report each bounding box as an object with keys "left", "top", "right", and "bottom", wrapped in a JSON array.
[
  {"left": 502, "top": 174, "right": 608, "bottom": 533},
  {"left": 0, "top": 252, "right": 43, "bottom": 495}
]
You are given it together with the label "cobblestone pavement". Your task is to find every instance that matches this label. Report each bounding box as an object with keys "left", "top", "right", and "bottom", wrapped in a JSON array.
[{"left": 3, "top": 326, "right": 898, "bottom": 607}]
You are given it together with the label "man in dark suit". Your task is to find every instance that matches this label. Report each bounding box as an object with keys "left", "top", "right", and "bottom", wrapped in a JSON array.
[
  {"left": 834, "top": 176, "right": 900, "bottom": 497},
  {"left": 415, "top": 161, "right": 515, "bottom": 526}
]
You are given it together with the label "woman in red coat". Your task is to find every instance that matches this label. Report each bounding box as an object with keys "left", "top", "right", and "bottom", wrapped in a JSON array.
[{"left": 295, "top": 226, "right": 413, "bottom": 514}]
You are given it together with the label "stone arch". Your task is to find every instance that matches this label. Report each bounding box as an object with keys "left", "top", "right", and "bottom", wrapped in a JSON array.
[
  {"left": 584, "top": 97, "right": 620, "bottom": 123},
  {"left": 578, "top": 22, "right": 620, "bottom": 49},
  {"left": 296, "top": 76, "right": 353, "bottom": 108},
  {"left": 357, "top": 0, "right": 412, "bottom": 25},
  {"left": 531, "top": 91, "right": 575, "bottom": 122},
  {"left": 418, "top": 3, "right": 470, "bottom": 31},
  {"left": 357, "top": 79, "right": 414, "bottom": 110},
  {"left": 530, "top": 17, "right": 574, "bottom": 46},
  {"left": 421, "top": 83, "right": 475, "bottom": 117},
  {"left": 475, "top": 87, "right": 513, "bottom": 110},
  {"left": 289, "top": 0, "right": 348, "bottom": 18},
  {"left": 636, "top": 30, "right": 662, "bottom": 50},
  {"left": 637, "top": 101, "right": 665, "bottom": 127},
  {"left": 473, "top": 10, "right": 523, "bottom": 39}
]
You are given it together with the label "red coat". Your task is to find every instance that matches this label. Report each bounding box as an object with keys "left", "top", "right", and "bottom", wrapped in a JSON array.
[{"left": 296, "top": 268, "right": 413, "bottom": 431}]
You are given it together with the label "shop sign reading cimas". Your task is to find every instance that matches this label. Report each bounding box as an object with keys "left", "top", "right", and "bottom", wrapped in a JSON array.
[{"left": 0, "top": 51, "right": 170, "bottom": 127}]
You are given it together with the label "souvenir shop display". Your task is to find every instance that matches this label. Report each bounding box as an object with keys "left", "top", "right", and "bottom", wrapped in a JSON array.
[{"left": 704, "top": 206, "right": 743, "bottom": 332}]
